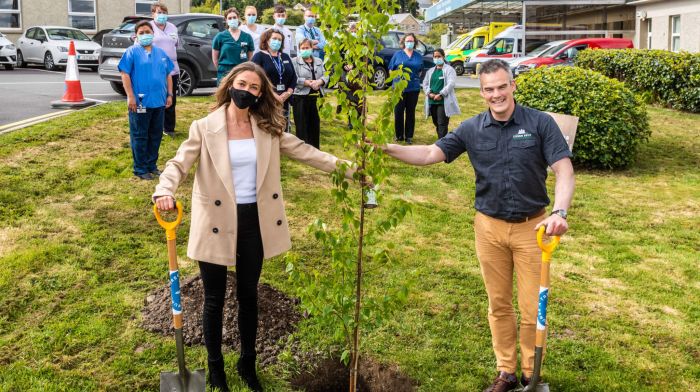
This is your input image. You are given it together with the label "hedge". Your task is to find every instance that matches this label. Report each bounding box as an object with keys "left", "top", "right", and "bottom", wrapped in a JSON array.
[
  {"left": 515, "top": 66, "right": 650, "bottom": 169},
  {"left": 576, "top": 49, "right": 700, "bottom": 113}
]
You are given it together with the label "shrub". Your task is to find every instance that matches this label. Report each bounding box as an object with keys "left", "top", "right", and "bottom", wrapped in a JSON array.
[
  {"left": 515, "top": 66, "right": 650, "bottom": 169},
  {"left": 576, "top": 49, "right": 700, "bottom": 112}
]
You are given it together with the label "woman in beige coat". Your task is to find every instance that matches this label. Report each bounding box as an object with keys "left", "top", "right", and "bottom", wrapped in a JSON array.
[{"left": 153, "top": 62, "right": 351, "bottom": 392}]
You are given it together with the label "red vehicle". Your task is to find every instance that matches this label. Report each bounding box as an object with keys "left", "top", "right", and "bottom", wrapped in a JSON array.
[{"left": 512, "top": 37, "right": 633, "bottom": 75}]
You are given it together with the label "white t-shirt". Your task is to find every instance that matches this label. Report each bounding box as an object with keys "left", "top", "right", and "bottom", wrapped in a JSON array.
[
  {"left": 228, "top": 139, "right": 257, "bottom": 204},
  {"left": 240, "top": 24, "right": 266, "bottom": 53}
]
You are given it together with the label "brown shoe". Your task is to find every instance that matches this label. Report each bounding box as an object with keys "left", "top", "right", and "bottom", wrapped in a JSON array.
[{"left": 483, "top": 371, "right": 518, "bottom": 392}]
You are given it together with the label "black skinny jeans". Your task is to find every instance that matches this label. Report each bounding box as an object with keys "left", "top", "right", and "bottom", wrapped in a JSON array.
[
  {"left": 164, "top": 74, "right": 178, "bottom": 133},
  {"left": 394, "top": 90, "right": 420, "bottom": 141},
  {"left": 198, "top": 203, "right": 264, "bottom": 362},
  {"left": 429, "top": 104, "right": 450, "bottom": 139}
]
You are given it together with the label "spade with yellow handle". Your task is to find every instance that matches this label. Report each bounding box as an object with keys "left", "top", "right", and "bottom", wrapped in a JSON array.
[
  {"left": 153, "top": 201, "right": 205, "bottom": 392},
  {"left": 522, "top": 226, "right": 560, "bottom": 392}
]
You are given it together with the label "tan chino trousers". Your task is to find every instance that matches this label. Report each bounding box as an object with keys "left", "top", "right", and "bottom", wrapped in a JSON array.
[{"left": 474, "top": 211, "right": 545, "bottom": 376}]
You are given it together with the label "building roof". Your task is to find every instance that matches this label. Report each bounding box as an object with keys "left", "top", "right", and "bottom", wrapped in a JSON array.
[{"left": 390, "top": 13, "right": 419, "bottom": 25}]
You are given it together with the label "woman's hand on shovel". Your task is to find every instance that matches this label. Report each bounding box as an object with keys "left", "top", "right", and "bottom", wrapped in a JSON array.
[{"left": 155, "top": 196, "right": 176, "bottom": 211}]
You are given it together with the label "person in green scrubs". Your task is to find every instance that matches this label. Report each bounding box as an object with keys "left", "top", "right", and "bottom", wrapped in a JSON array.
[{"left": 212, "top": 8, "right": 254, "bottom": 85}]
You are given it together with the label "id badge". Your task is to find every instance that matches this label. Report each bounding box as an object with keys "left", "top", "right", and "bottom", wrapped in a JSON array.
[
  {"left": 136, "top": 106, "right": 147, "bottom": 114},
  {"left": 240, "top": 51, "right": 247, "bottom": 60},
  {"left": 276, "top": 84, "right": 285, "bottom": 92}
]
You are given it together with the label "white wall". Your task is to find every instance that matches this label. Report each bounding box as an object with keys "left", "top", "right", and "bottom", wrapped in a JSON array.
[{"left": 634, "top": 0, "right": 700, "bottom": 52}]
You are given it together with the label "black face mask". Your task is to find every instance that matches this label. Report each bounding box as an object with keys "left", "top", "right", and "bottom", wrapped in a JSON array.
[{"left": 229, "top": 87, "right": 260, "bottom": 109}]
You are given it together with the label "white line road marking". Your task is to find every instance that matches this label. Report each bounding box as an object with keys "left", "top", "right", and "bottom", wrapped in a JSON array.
[
  {"left": 0, "top": 110, "right": 72, "bottom": 133},
  {"left": 17, "top": 68, "right": 68, "bottom": 75},
  {"left": 85, "top": 93, "right": 124, "bottom": 97}
]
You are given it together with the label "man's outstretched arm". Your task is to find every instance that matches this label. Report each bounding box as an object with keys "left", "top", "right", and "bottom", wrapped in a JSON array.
[{"left": 382, "top": 143, "right": 446, "bottom": 166}]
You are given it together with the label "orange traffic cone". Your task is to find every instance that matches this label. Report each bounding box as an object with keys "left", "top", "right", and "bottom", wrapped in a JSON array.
[{"left": 51, "top": 40, "right": 96, "bottom": 108}]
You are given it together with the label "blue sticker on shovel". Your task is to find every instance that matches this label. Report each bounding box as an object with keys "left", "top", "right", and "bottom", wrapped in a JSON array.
[
  {"left": 170, "top": 270, "right": 182, "bottom": 314},
  {"left": 537, "top": 287, "right": 548, "bottom": 330}
]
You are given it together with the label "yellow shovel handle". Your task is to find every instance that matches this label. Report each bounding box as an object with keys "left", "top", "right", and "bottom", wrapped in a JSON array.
[
  {"left": 537, "top": 226, "right": 560, "bottom": 261},
  {"left": 153, "top": 201, "right": 183, "bottom": 241}
]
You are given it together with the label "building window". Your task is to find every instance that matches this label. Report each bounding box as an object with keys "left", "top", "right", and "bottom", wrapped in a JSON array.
[
  {"left": 670, "top": 15, "right": 680, "bottom": 52},
  {"left": 647, "top": 19, "right": 652, "bottom": 49},
  {"left": 136, "top": 0, "right": 157, "bottom": 15},
  {"left": 68, "top": 0, "right": 96, "bottom": 30},
  {"left": 0, "top": 0, "right": 21, "bottom": 29}
]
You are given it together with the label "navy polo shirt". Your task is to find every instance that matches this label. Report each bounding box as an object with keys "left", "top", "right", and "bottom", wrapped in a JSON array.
[{"left": 435, "top": 104, "right": 572, "bottom": 221}]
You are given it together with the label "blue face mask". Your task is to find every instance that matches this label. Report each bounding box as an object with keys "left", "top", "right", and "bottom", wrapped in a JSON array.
[
  {"left": 138, "top": 34, "right": 153, "bottom": 46},
  {"left": 227, "top": 18, "right": 239, "bottom": 28},
  {"left": 155, "top": 13, "right": 168, "bottom": 24},
  {"left": 275, "top": 17, "right": 286, "bottom": 26},
  {"left": 246, "top": 15, "right": 257, "bottom": 24},
  {"left": 300, "top": 49, "right": 313, "bottom": 58},
  {"left": 269, "top": 39, "right": 282, "bottom": 51},
  {"left": 405, "top": 41, "right": 415, "bottom": 50},
  {"left": 305, "top": 17, "right": 316, "bottom": 25},
  {"left": 434, "top": 58, "right": 444, "bottom": 66}
]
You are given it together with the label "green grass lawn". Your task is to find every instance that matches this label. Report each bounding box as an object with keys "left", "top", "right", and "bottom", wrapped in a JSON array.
[{"left": 0, "top": 90, "right": 698, "bottom": 391}]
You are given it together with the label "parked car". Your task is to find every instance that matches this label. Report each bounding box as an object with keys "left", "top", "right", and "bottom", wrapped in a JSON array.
[
  {"left": 16, "top": 26, "right": 101, "bottom": 71},
  {"left": 99, "top": 14, "right": 224, "bottom": 96},
  {"left": 373, "top": 31, "right": 435, "bottom": 90},
  {"left": 507, "top": 40, "right": 568, "bottom": 75},
  {"left": 0, "top": 32, "right": 17, "bottom": 70},
  {"left": 512, "top": 38, "right": 634, "bottom": 76},
  {"left": 92, "top": 28, "right": 112, "bottom": 46}
]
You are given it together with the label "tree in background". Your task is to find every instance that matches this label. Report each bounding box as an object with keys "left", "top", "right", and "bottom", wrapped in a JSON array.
[
  {"left": 421, "top": 22, "right": 446, "bottom": 46},
  {"left": 398, "top": 0, "right": 419, "bottom": 16},
  {"left": 191, "top": 0, "right": 276, "bottom": 13},
  {"left": 190, "top": 0, "right": 220, "bottom": 14},
  {"left": 260, "top": 7, "right": 304, "bottom": 25}
]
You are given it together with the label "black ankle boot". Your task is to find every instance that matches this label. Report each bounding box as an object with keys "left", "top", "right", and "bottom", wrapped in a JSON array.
[
  {"left": 208, "top": 357, "right": 230, "bottom": 392},
  {"left": 236, "top": 356, "right": 263, "bottom": 392}
]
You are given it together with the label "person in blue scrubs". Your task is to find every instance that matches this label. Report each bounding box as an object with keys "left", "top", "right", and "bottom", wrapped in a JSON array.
[
  {"left": 212, "top": 8, "right": 254, "bottom": 85},
  {"left": 389, "top": 33, "right": 424, "bottom": 144},
  {"left": 119, "top": 20, "right": 174, "bottom": 180}
]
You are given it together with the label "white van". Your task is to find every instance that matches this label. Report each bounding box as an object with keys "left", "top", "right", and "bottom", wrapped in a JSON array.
[{"left": 464, "top": 25, "right": 546, "bottom": 74}]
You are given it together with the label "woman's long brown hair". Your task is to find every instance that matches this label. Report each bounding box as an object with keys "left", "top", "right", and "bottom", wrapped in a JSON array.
[{"left": 212, "top": 62, "right": 286, "bottom": 136}]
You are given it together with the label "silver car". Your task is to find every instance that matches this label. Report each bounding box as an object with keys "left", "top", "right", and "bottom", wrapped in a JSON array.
[
  {"left": 0, "top": 32, "right": 17, "bottom": 70},
  {"left": 16, "top": 26, "right": 101, "bottom": 71}
]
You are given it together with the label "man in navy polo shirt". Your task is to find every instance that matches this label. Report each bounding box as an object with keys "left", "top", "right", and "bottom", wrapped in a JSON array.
[
  {"left": 119, "top": 20, "right": 174, "bottom": 180},
  {"left": 380, "top": 59, "right": 575, "bottom": 392}
]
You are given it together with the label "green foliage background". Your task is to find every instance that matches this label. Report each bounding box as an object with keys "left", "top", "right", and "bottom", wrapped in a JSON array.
[
  {"left": 515, "top": 66, "right": 651, "bottom": 169},
  {"left": 576, "top": 49, "right": 700, "bottom": 113}
]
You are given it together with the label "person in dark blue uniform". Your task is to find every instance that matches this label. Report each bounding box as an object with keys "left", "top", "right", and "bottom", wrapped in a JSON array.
[
  {"left": 388, "top": 32, "right": 424, "bottom": 144},
  {"left": 119, "top": 20, "right": 174, "bottom": 180},
  {"left": 252, "top": 28, "right": 296, "bottom": 131}
]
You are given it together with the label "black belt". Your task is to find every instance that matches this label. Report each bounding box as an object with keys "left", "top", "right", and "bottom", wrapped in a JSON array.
[{"left": 502, "top": 208, "right": 546, "bottom": 224}]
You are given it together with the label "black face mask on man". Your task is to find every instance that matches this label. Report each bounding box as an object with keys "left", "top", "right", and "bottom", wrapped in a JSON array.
[{"left": 229, "top": 87, "right": 259, "bottom": 109}]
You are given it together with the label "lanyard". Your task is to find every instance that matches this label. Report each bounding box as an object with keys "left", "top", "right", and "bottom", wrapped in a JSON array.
[
  {"left": 267, "top": 51, "right": 284, "bottom": 83},
  {"left": 305, "top": 26, "right": 316, "bottom": 40}
]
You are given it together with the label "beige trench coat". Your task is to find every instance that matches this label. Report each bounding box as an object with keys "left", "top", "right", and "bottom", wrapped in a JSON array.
[{"left": 153, "top": 105, "right": 349, "bottom": 266}]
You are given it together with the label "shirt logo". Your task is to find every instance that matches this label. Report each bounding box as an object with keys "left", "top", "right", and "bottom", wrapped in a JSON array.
[{"left": 513, "top": 129, "right": 533, "bottom": 139}]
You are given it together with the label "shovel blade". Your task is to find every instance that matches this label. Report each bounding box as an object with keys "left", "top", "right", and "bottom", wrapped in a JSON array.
[
  {"left": 519, "top": 382, "right": 550, "bottom": 392},
  {"left": 160, "top": 368, "right": 206, "bottom": 392}
]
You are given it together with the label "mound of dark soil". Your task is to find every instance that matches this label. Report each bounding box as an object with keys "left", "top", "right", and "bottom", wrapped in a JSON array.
[
  {"left": 141, "top": 271, "right": 302, "bottom": 366},
  {"left": 291, "top": 357, "right": 416, "bottom": 392}
]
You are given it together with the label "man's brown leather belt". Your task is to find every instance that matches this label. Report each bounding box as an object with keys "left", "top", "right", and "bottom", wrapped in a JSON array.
[{"left": 503, "top": 208, "right": 546, "bottom": 223}]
